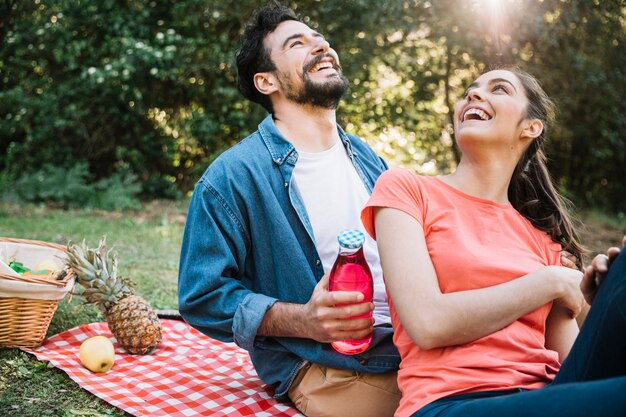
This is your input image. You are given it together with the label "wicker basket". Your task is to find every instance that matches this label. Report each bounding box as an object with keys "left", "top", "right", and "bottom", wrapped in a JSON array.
[{"left": 0, "top": 237, "right": 75, "bottom": 349}]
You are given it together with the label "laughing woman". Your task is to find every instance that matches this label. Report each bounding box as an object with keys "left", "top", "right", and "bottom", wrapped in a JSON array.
[{"left": 361, "top": 68, "right": 626, "bottom": 417}]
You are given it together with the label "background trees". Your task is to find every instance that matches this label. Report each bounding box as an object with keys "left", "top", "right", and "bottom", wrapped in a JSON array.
[{"left": 1, "top": 0, "right": 624, "bottom": 212}]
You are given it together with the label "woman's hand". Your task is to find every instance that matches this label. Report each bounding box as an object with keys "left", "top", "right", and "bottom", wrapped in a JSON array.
[
  {"left": 549, "top": 265, "right": 585, "bottom": 318},
  {"left": 560, "top": 250, "right": 579, "bottom": 270},
  {"left": 581, "top": 235, "right": 626, "bottom": 305}
]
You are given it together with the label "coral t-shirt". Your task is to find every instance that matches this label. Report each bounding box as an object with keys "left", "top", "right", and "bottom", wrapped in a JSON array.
[{"left": 361, "top": 169, "right": 562, "bottom": 417}]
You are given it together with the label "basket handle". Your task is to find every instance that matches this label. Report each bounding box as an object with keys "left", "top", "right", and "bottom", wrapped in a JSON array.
[{"left": 0, "top": 237, "right": 68, "bottom": 252}]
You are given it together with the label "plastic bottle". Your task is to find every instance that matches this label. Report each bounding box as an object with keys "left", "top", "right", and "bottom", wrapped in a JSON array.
[{"left": 329, "top": 229, "right": 373, "bottom": 355}]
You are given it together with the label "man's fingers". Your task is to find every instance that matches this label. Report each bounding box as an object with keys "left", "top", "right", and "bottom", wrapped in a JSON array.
[
  {"left": 327, "top": 318, "right": 375, "bottom": 340},
  {"left": 315, "top": 302, "right": 373, "bottom": 324},
  {"left": 325, "top": 290, "right": 365, "bottom": 305},
  {"left": 591, "top": 253, "right": 610, "bottom": 274},
  {"left": 580, "top": 265, "right": 595, "bottom": 292},
  {"left": 607, "top": 247, "right": 621, "bottom": 264},
  {"left": 319, "top": 299, "right": 373, "bottom": 319},
  {"left": 335, "top": 302, "right": 374, "bottom": 318},
  {"left": 333, "top": 316, "right": 374, "bottom": 331},
  {"left": 578, "top": 237, "right": 625, "bottom": 306}
]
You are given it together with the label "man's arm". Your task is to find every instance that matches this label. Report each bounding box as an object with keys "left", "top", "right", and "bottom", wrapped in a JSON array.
[
  {"left": 178, "top": 181, "right": 277, "bottom": 350},
  {"left": 257, "top": 273, "right": 374, "bottom": 343},
  {"left": 179, "top": 181, "right": 374, "bottom": 350}
]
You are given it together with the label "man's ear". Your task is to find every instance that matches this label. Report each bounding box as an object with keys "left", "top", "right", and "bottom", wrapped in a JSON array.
[
  {"left": 253, "top": 72, "right": 278, "bottom": 96},
  {"left": 521, "top": 118, "right": 543, "bottom": 140}
]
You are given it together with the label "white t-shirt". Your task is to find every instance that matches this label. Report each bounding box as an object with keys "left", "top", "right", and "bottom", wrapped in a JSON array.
[{"left": 292, "top": 140, "right": 390, "bottom": 325}]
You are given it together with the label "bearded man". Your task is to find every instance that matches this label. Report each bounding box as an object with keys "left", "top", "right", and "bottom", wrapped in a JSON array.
[{"left": 178, "top": 4, "right": 401, "bottom": 417}]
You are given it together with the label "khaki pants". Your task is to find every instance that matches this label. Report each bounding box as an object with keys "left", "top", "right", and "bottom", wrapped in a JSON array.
[{"left": 287, "top": 362, "right": 400, "bottom": 417}]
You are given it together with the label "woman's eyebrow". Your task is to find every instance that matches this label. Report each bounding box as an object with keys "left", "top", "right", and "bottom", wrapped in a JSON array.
[
  {"left": 488, "top": 78, "right": 517, "bottom": 92},
  {"left": 465, "top": 78, "right": 518, "bottom": 93}
]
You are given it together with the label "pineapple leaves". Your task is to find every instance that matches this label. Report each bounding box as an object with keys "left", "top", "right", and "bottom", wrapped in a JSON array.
[{"left": 65, "top": 236, "right": 135, "bottom": 313}]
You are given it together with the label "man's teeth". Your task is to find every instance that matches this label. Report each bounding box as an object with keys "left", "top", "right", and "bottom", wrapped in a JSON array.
[
  {"left": 463, "top": 108, "right": 491, "bottom": 121},
  {"left": 310, "top": 61, "right": 333, "bottom": 72}
]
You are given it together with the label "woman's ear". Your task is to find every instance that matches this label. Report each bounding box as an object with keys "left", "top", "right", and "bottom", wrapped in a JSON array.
[
  {"left": 253, "top": 72, "right": 278, "bottom": 96},
  {"left": 521, "top": 118, "right": 544, "bottom": 140}
]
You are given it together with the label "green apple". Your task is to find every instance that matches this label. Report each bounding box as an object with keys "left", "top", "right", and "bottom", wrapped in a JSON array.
[{"left": 79, "top": 336, "right": 115, "bottom": 373}]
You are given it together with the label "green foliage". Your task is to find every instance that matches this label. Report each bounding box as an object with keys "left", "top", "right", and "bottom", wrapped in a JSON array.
[
  {"left": 11, "top": 162, "right": 141, "bottom": 210},
  {"left": 0, "top": 0, "right": 624, "bottom": 211},
  {"left": 524, "top": 0, "right": 626, "bottom": 212}
]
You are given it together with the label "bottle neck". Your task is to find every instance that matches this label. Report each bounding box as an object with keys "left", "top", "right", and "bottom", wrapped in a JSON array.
[{"left": 338, "top": 245, "right": 363, "bottom": 256}]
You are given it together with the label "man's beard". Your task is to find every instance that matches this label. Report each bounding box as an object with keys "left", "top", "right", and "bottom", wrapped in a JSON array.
[{"left": 279, "top": 70, "right": 349, "bottom": 109}]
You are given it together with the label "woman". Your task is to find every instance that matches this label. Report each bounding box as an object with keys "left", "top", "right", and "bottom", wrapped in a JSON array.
[{"left": 361, "top": 68, "right": 626, "bottom": 417}]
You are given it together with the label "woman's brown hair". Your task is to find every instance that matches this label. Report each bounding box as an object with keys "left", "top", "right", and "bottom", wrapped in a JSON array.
[{"left": 506, "top": 67, "right": 585, "bottom": 267}]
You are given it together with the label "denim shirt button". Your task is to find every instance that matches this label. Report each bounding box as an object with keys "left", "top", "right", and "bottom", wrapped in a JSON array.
[
  {"left": 284, "top": 182, "right": 288, "bottom": 188},
  {"left": 315, "top": 259, "right": 321, "bottom": 266}
]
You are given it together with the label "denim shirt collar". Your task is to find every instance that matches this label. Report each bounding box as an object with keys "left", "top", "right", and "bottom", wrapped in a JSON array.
[{"left": 257, "top": 114, "right": 357, "bottom": 166}]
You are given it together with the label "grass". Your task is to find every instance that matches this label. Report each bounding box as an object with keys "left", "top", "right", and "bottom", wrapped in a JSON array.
[
  {"left": 585, "top": 209, "right": 626, "bottom": 229},
  {"left": 0, "top": 200, "right": 187, "bottom": 417},
  {"left": 1, "top": 200, "right": 624, "bottom": 416}
]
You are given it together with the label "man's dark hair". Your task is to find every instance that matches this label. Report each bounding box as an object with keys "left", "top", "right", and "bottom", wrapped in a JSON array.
[{"left": 236, "top": 4, "right": 301, "bottom": 112}]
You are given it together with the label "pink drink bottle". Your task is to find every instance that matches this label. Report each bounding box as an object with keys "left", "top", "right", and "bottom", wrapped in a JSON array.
[{"left": 329, "top": 229, "right": 373, "bottom": 355}]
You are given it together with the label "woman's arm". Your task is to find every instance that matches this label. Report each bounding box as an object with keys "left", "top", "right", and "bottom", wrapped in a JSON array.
[
  {"left": 545, "top": 303, "right": 579, "bottom": 362},
  {"left": 375, "top": 207, "right": 584, "bottom": 350}
]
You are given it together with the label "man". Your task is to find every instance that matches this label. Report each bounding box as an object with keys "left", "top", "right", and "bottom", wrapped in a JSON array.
[{"left": 178, "top": 4, "right": 400, "bottom": 417}]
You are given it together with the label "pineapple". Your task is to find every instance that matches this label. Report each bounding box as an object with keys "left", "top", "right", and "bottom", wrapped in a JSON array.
[{"left": 65, "top": 237, "right": 162, "bottom": 354}]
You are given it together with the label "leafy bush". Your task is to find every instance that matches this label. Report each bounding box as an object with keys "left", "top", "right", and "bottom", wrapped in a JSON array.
[
  {"left": 1, "top": 0, "right": 624, "bottom": 210},
  {"left": 0, "top": 171, "right": 19, "bottom": 203},
  {"left": 11, "top": 162, "right": 141, "bottom": 210},
  {"left": 92, "top": 169, "right": 143, "bottom": 211}
]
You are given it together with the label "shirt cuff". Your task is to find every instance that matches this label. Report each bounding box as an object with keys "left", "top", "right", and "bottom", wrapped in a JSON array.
[{"left": 233, "top": 292, "right": 278, "bottom": 351}]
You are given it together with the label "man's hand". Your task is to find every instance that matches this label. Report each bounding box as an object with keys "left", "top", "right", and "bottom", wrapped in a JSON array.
[
  {"left": 257, "top": 274, "right": 374, "bottom": 343},
  {"left": 581, "top": 235, "right": 626, "bottom": 305},
  {"left": 302, "top": 273, "right": 374, "bottom": 343}
]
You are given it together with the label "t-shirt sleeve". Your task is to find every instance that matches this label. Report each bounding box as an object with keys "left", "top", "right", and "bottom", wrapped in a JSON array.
[
  {"left": 361, "top": 168, "right": 426, "bottom": 240},
  {"left": 547, "top": 238, "right": 563, "bottom": 266}
]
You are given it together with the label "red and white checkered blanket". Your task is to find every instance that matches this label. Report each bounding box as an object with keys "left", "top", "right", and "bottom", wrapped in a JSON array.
[{"left": 23, "top": 320, "right": 304, "bottom": 417}]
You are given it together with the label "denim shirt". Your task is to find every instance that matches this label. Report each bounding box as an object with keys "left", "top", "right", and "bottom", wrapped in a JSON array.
[{"left": 178, "top": 114, "right": 400, "bottom": 398}]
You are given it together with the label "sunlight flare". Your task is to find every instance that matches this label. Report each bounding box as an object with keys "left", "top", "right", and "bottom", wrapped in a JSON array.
[{"left": 474, "top": 0, "right": 508, "bottom": 53}]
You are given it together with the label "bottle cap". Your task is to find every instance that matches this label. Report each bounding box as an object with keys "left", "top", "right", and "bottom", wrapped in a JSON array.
[{"left": 337, "top": 229, "right": 365, "bottom": 249}]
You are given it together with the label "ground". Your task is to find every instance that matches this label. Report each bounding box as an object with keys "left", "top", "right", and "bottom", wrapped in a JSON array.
[{"left": 577, "top": 215, "right": 626, "bottom": 261}]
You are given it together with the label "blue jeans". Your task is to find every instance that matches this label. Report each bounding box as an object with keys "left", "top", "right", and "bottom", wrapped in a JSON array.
[{"left": 412, "top": 248, "right": 626, "bottom": 417}]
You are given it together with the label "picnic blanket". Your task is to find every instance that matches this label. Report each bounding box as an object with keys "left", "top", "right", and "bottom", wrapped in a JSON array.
[{"left": 23, "top": 319, "right": 304, "bottom": 417}]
